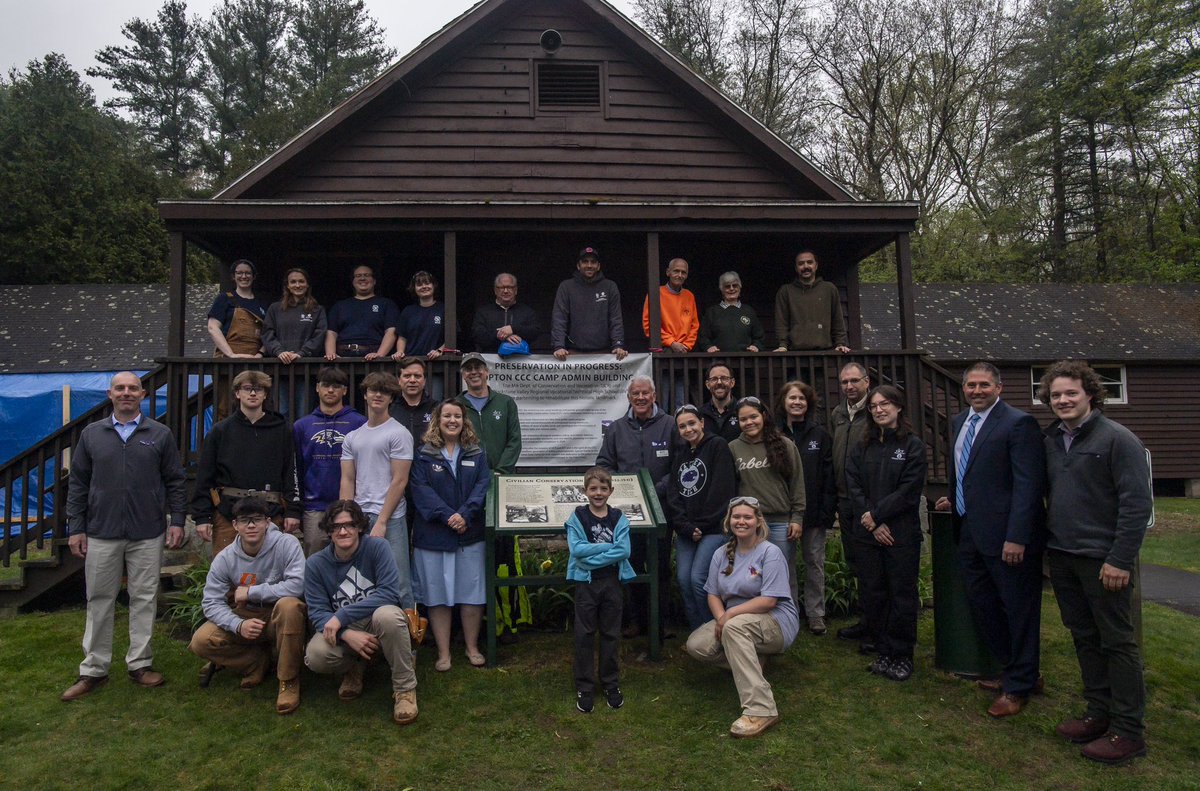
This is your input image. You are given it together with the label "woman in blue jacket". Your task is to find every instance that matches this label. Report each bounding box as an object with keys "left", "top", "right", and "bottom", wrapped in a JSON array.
[{"left": 411, "top": 399, "right": 491, "bottom": 671}]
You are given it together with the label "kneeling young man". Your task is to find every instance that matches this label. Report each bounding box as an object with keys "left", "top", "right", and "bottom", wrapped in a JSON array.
[
  {"left": 304, "top": 500, "right": 418, "bottom": 725},
  {"left": 188, "top": 497, "right": 307, "bottom": 714}
]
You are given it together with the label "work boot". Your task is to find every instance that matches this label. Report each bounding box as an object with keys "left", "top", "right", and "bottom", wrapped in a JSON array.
[
  {"left": 339, "top": 661, "right": 365, "bottom": 700},
  {"left": 240, "top": 651, "right": 269, "bottom": 690},
  {"left": 276, "top": 678, "right": 300, "bottom": 715},
  {"left": 393, "top": 690, "right": 418, "bottom": 725},
  {"left": 729, "top": 714, "right": 780, "bottom": 738}
]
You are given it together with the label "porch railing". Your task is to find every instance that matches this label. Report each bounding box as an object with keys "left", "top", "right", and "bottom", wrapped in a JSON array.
[{"left": 2, "top": 351, "right": 962, "bottom": 573}]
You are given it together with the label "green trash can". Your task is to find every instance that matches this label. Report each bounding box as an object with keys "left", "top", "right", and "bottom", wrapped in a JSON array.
[{"left": 930, "top": 510, "right": 1000, "bottom": 677}]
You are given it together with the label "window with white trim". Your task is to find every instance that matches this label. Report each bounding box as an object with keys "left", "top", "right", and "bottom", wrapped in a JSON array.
[{"left": 1031, "top": 364, "right": 1127, "bottom": 406}]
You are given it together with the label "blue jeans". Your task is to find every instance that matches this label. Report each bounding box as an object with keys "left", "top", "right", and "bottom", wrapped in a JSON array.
[
  {"left": 766, "top": 522, "right": 798, "bottom": 604},
  {"left": 367, "top": 509, "right": 414, "bottom": 609},
  {"left": 676, "top": 533, "right": 727, "bottom": 630}
]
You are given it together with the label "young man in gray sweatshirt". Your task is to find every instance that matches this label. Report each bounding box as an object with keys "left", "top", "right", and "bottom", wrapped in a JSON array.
[
  {"left": 1039, "top": 360, "right": 1152, "bottom": 765},
  {"left": 188, "top": 497, "right": 307, "bottom": 715}
]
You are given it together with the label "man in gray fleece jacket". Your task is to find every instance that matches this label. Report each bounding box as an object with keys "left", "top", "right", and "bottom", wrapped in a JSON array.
[
  {"left": 63, "top": 371, "right": 187, "bottom": 702},
  {"left": 1039, "top": 360, "right": 1152, "bottom": 766},
  {"left": 188, "top": 497, "right": 307, "bottom": 715}
]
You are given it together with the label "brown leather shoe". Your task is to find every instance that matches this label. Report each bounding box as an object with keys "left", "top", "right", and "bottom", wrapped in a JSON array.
[
  {"left": 61, "top": 675, "right": 108, "bottom": 701},
  {"left": 977, "top": 675, "right": 1045, "bottom": 695},
  {"left": 128, "top": 668, "right": 165, "bottom": 688},
  {"left": 987, "top": 693, "right": 1028, "bottom": 718},
  {"left": 1056, "top": 714, "right": 1111, "bottom": 744},
  {"left": 1081, "top": 733, "right": 1147, "bottom": 765},
  {"left": 276, "top": 678, "right": 300, "bottom": 715}
]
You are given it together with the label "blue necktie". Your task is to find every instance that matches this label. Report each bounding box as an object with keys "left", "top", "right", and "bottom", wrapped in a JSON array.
[{"left": 956, "top": 414, "right": 980, "bottom": 516}]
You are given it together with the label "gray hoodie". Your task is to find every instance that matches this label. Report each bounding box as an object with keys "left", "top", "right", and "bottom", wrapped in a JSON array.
[
  {"left": 201, "top": 528, "right": 306, "bottom": 634},
  {"left": 551, "top": 270, "right": 624, "bottom": 351}
]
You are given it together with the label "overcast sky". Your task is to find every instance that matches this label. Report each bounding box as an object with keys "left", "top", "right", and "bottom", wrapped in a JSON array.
[{"left": 1, "top": 0, "right": 639, "bottom": 102}]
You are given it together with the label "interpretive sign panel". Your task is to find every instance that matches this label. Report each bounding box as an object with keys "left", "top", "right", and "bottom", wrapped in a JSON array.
[{"left": 495, "top": 474, "right": 650, "bottom": 529}]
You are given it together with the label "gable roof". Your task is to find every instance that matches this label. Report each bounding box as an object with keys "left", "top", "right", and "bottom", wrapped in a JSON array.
[
  {"left": 214, "top": 0, "right": 853, "bottom": 204},
  {"left": 860, "top": 283, "right": 1200, "bottom": 361},
  {"left": 0, "top": 285, "right": 215, "bottom": 374}
]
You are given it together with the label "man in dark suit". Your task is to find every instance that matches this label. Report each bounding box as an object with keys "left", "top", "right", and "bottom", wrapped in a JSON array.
[{"left": 935, "top": 362, "right": 1046, "bottom": 718}]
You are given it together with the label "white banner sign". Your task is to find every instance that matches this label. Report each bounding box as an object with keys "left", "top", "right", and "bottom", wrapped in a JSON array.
[{"left": 480, "top": 353, "right": 653, "bottom": 467}]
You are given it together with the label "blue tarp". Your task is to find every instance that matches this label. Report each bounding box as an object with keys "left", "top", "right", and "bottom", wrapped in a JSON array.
[{"left": 0, "top": 371, "right": 212, "bottom": 528}]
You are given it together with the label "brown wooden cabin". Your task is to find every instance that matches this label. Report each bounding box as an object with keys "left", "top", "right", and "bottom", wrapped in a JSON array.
[
  {"left": 862, "top": 283, "right": 1200, "bottom": 494},
  {"left": 2, "top": 0, "right": 954, "bottom": 606}
]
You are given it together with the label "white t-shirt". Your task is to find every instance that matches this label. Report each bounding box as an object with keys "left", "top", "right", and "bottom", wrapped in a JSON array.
[{"left": 341, "top": 418, "right": 414, "bottom": 516}]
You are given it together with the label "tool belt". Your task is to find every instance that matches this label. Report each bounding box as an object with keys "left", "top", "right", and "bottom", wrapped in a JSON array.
[
  {"left": 210, "top": 487, "right": 286, "bottom": 520},
  {"left": 213, "top": 487, "right": 285, "bottom": 504}
]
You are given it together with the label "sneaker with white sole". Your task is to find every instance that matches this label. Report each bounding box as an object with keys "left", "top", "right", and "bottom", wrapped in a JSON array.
[
  {"left": 576, "top": 691, "right": 594, "bottom": 713},
  {"left": 605, "top": 687, "right": 624, "bottom": 710}
]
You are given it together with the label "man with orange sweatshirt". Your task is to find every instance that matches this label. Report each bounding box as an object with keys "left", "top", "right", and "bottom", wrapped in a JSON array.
[{"left": 642, "top": 258, "right": 699, "bottom": 353}]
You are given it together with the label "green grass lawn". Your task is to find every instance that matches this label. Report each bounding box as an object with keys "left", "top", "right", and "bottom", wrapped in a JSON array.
[
  {"left": 1143, "top": 499, "right": 1200, "bottom": 573},
  {"left": 3, "top": 596, "right": 1198, "bottom": 791}
]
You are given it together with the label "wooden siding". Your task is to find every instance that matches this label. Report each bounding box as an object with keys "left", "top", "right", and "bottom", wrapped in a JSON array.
[
  {"left": 942, "top": 363, "right": 1200, "bottom": 480},
  {"left": 263, "top": 1, "right": 818, "bottom": 203}
]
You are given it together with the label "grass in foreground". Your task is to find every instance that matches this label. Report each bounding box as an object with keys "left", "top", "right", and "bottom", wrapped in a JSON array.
[
  {"left": 1142, "top": 501, "right": 1200, "bottom": 573},
  {"left": 2, "top": 594, "right": 1198, "bottom": 791}
]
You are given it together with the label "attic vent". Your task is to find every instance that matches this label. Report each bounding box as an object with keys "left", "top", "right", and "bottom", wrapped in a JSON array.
[{"left": 536, "top": 62, "right": 602, "bottom": 111}]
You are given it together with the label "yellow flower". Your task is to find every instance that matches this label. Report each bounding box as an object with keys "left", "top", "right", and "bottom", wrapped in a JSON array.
[{"left": 540, "top": 559, "right": 554, "bottom": 573}]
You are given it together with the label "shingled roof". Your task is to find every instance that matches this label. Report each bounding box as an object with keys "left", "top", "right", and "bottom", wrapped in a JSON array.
[
  {"left": 860, "top": 283, "right": 1200, "bottom": 361},
  {"left": 0, "top": 285, "right": 216, "bottom": 373}
]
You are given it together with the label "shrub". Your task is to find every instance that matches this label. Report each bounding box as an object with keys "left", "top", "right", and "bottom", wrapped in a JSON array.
[{"left": 163, "top": 559, "right": 211, "bottom": 635}]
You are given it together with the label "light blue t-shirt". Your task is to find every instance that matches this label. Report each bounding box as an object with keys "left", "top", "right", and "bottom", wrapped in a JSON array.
[{"left": 704, "top": 539, "right": 799, "bottom": 647}]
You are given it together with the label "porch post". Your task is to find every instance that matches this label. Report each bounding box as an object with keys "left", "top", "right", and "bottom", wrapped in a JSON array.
[
  {"left": 896, "top": 232, "right": 917, "bottom": 350},
  {"left": 167, "top": 232, "right": 187, "bottom": 357},
  {"left": 895, "top": 231, "right": 923, "bottom": 444},
  {"left": 444, "top": 231, "right": 458, "bottom": 350},
  {"left": 646, "top": 232, "right": 661, "bottom": 348}
]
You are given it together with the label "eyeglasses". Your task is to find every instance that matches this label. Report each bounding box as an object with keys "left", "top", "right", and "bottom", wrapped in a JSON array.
[
  {"left": 327, "top": 522, "right": 357, "bottom": 535},
  {"left": 233, "top": 515, "right": 269, "bottom": 528},
  {"left": 237, "top": 385, "right": 265, "bottom": 394},
  {"left": 720, "top": 282, "right": 740, "bottom": 289},
  {"left": 706, "top": 376, "right": 733, "bottom": 384},
  {"left": 840, "top": 376, "right": 867, "bottom": 386},
  {"left": 729, "top": 496, "right": 760, "bottom": 507},
  {"left": 869, "top": 401, "right": 896, "bottom": 412},
  {"left": 233, "top": 270, "right": 254, "bottom": 278},
  {"left": 495, "top": 284, "right": 516, "bottom": 291},
  {"left": 673, "top": 404, "right": 698, "bottom": 417}
]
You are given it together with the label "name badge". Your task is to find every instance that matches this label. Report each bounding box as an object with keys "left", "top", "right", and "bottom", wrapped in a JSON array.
[
  {"left": 462, "top": 460, "right": 476, "bottom": 467},
  {"left": 656, "top": 449, "right": 669, "bottom": 457}
]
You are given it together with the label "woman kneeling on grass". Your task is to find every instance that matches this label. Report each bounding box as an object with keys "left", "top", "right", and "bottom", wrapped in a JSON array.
[{"left": 685, "top": 496, "right": 799, "bottom": 739}]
